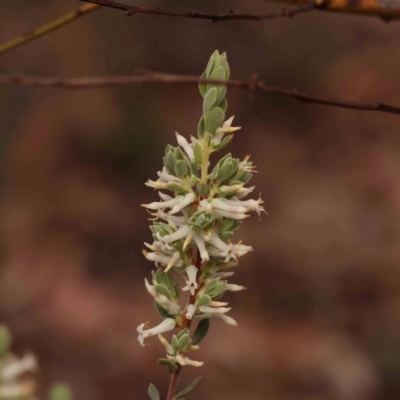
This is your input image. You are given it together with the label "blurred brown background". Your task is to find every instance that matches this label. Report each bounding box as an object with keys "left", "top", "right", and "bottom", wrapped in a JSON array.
[{"left": 1, "top": 1, "right": 400, "bottom": 399}]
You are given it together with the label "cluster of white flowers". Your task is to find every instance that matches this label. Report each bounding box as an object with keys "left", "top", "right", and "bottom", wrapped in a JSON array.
[
  {"left": 0, "top": 326, "right": 37, "bottom": 400},
  {"left": 137, "top": 51, "right": 265, "bottom": 393}
]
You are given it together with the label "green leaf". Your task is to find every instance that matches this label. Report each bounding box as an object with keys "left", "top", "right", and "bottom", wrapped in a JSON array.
[
  {"left": 212, "top": 134, "right": 233, "bottom": 152},
  {"left": 174, "top": 160, "right": 188, "bottom": 178},
  {"left": 202, "top": 87, "right": 218, "bottom": 115},
  {"left": 219, "top": 98, "right": 228, "bottom": 112},
  {"left": 199, "top": 71, "right": 207, "bottom": 97},
  {"left": 176, "top": 328, "right": 190, "bottom": 340},
  {"left": 196, "top": 182, "right": 208, "bottom": 197},
  {"left": 174, "top": 377, "right": 203, "bottom": 399},
  {"left": 148, "top": 383, "right": 160, "bottom": 400},
  {"left": 219, "top": 231, "right": 234, "bottom": 241},
  {"left": 191, "top": 319, "right": 210, "bottom": 345},
  {"left": 172, "top": 334, "right": 178, "bottom": 350},
  {"left": 165, "top": 152, "right": 177, "bottom": 175},
  {"left": 193, "top": 142, "right": 202, "bottom": 166},
  {"left": 158, "top": 358, "right": 179, "bottom": 374},
  {"left": 196, "top": 295, "right": 211, "bottom": 307},
  {"left": 178, "top": 334, "right": 191, "bottom": 351},
  {"left": 155, "top": 284, "right": 171, "bottom": 299},
  {"left": 197, "top": 116, "right": 205, "bottom": 139},
  {"left": 205, "top": 50, "right": 219, "bottom": 78},
  {"left": 155, "top": 301, "right": 173, "bottom": 319},
  {"left": 206, "top": 66, "right": 225, "bottom": 92},
  {"left": 204, "top": 107, "right": 225, "bottom": 135},
  {"left": 49, "top": 383, "right": 73, "bottom": 400},
  {"left": 204, "top": 280, "right": 219, "bottom": 296},
  {"left": 166, "top": 182, "right": 187, "bottom": 194}
]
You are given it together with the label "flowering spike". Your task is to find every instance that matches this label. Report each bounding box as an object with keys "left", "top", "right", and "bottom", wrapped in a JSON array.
[{"left": 138, "top": 51, "right": 265, "bottom": 396}]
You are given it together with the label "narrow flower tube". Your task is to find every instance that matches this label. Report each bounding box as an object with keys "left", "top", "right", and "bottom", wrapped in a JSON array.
[
  {"left": 158, "top": 334, "right": 174, "bottom": 355},
  {"left": 145, "top": 180, "right": 170, "bottom": 190},
  {"left": 198, "top": 306, "right": 231, "bottom": 314},
  {"left": 143, "top": 250, "right": 173, "bottom": 265},
  {"left": 158, "top": 168, "right": 184, "bottom": 183},
  {"left": 165, "top": 252, "right": 182, "bottom": 272},
  {"left": 213, "top": 313, "right": 239, "bottom": 327},
  {"left": 211, "top": 198, "right": 248, "bottom": 214},
  {"left": 212, "top": 209, "right": 250, "bottom": 220},
  {"left": 137, "top": 318, "right": 176, "bottom": 347},
  {"left": 193, "top": 234, "right": 210, "bottom": 262},
  {"left": 176, "top": 132, "right": 195, "bottom": 162},
  {"left": 164, "top": 225, "right": 192, "bottom": 244},
  {"left": 175, "top": 355, "right": 204, "bottom": 367},
  {"left": 142, "top": 196, "right": 183, "bottom": 210},
  {"left": 225, "top": 284, "right": 247, "bottom": 292},
  {"left": 169, "top": 193, "right": 196, "bottom": 215}
]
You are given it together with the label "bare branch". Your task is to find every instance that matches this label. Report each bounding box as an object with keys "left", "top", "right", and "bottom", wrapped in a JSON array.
[
  {"left": 0, "top": 4, "right": 100, "bottom": 55},
  {"left": 80, "top": 0, "right": 319, "bottom": 22},
  {"left": 1, "top": 70, "right": 399, "bottom": 116},
  {"left": 263, "top": 0, "right": 400, "bottom": 21}
]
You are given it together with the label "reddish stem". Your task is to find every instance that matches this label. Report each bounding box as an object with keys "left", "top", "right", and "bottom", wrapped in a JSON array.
[{"left": 165, "top": 250, "right": 202, "bottom": 399}]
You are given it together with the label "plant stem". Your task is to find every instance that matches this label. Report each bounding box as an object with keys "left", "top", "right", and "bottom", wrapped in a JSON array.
[
  {"left": 165, "top": 250, "right": 202, "bottom": 399},
  {"left": 200, "top": 133, "right": 210, "bottom": 184},
  {"left": 0, "top": 4, "right": 100, "bottom": 55},
  {"left": 166, "top": 366, "right": 181, "bottom": 400}
]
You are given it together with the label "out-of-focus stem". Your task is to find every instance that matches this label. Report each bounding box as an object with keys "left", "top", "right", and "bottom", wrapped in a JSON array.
[{"left": 0, "top": 4, "right": 100, "bottom": 55}]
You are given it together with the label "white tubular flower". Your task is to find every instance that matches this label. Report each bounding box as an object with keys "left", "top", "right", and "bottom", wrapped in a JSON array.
[
  {"left": 199, "top": 306, "right": 231, "bottom": 314},
  {"left": 225, "top": 284, "right": 247, "bottom": 292},
  {"left": 149, "top": 209, "right": 186, "bottom": 228},
  {"left": 144, "top": 278, "right": 181, "bottom": 314},
  {"left": 216, "top": 116, "right": 241, "bottom": 134},
  {"left": 165, "top": 252, "right": 182, "bottom": 272},
  {"left": 212, "top": 209, "right": 250, "bottom": 220},
  {"left": 193, "top": 234, "right": 209, "bottom": 262},
  {"left": 232, "top": 243, "right": 253, "bottom": 257},
  {"left": 235, "top": 186, "right": 255, "bottom": 199},
  {"left": 0, "top": 354, "right": 37, "bottom": 381},
  {"left": 144, "top": 278, "right": 157, "bottom": 297},
  {"left": 142, "top": 195, "right": 184, "bottom": 210},
  {"left": 182, "top": 228, "right": 196, "bottom": 250},
  {"left": 169, "top": 193, "right": 196, "bottom": 215},
  {"left": 154, "top": 232, "right": 173, "bottom": 251},
  {"left": 158, "top": 334, "right": 174, "bottom": 355},
  {"left": 145, "top": 180, "right": 170, "bottom": 190},
  {"left": 158, "top": 168, "right": 183, "bottom": 183},
  {"left": 210, "top": 301, "right": 229, "bottom": 307},
  {"left": 157, "top": 296, "right": 181, "bottom": 315},
  {"left": 137, "top": 318, "right": 176, "bottom": 347},
  {"left": 143, "top": 250, "right": 183, "bottom": 269},
  {"left": 164, "top": 225, "right": 192, "bottom": 244},
  {"left": 176, "top": 355, "right": 204, "bottom": 367},
  {"left": 182, "top": 265, "right": 198, "bottom": 295},
  {"left": 185, "top": 304, "right": 197, "bottom": 320},
  {"left": 213, "top": 313, "right": 239, "bottom": 327},
  {"left": 176, "top": 132, "right": 195, "bottom": 162},
  {"left": 159, "top": 192, "right": 174, "bottom": 201},
  {"left": 217, "top": 197, "right": 265, "bottom": 216},
  {"left": 211, "top": 198, "right": 248, "bottom": 214}
]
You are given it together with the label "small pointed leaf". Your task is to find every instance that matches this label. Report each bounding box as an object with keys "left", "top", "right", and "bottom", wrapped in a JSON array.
[
  {"left": 148, "top": 384, "right": 160, "bottom": 400},
  {"left": 191, "top": 318, "right": 210, "bottom": 345},
  {"left": 174, "top": 377, "right": 203, "bottom": 399}
]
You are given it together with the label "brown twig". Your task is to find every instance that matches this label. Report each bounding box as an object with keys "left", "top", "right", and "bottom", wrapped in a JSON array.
[
  {"left": 80, "top": 0, "right": 318, "bottom": 22},
  {"left": 0, "top": 4, "right": 100, "bottom": 55},
  {"left": 262, "top": 0, "right": 400, "bottom": 21},
  {"left": 1, "top": 70, "right": 399, "bottom": 116}
]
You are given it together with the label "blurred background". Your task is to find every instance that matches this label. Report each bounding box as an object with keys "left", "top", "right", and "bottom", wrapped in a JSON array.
[{"left": 1, "top": 1, "right": 400, "bottom": 399}]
